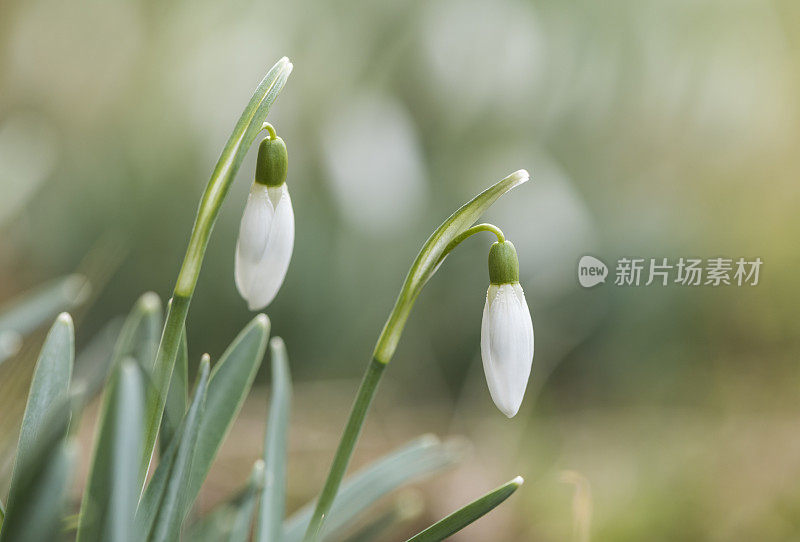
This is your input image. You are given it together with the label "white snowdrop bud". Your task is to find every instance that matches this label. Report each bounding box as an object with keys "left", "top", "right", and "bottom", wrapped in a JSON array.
[
  {"left": 480, "top": 240, "right": 533, "bottom": 418},
  {"left": 234, "top": 134, "right": 294, "bottom": 310}
]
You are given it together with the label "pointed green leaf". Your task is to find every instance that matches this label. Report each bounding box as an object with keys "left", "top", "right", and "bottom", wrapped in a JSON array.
[
  {"left": 374, "top": 170, "right": 529, "bottom": 363},
  {"left": 0, "top": 402, "right": 74, "bottom": 542},
  {"left": 283, "top": 435, "right": 465, "bottom": 542},
  {"left": 115, "top": 292, "right": 162, "bottom": 376},
  {"left": 8, "top": 313, "right": 74, "bottom": 491},
  {"left": 184, "top": 315, "right": 270, "bottom": 510},
  {"left": 1, "top": 441, "right": 76, "bottom": 542},
  {"left": 136, "top": 356, "right": 210, "bottom": 542},
  {"left": 159, "top": 325, "right": 188, "bottom": 456},
  {"left": 255, "top": 337, "right": 292, "bottom": 542},
  {"left": 76, "top": 360, "right": 144, "bottom": 542},
  {"left": 404, "top": 476, "right": 523, "bottom": 542}
]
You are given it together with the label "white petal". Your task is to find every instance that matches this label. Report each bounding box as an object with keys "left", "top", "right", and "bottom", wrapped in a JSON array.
[
  {"left": 242, "top": 184, "right": 295, "bottom": 310},
  {"left": 235, "top": 184, "right": 274, "bottom": 300},
  {"left": 480, "top": 283, "right": 534, "bottom": 417}
]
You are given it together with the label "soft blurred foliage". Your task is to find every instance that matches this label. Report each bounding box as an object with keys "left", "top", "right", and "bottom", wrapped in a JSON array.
[{"left": 1, "top": 0, "right": 799, "bottom": 539}]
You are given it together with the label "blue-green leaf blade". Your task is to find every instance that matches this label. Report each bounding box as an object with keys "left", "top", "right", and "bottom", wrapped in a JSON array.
[
  {"left": 184, "top": 315, "right": 270, "bottom": 511},
  {"left": 136, "top": 356, "right": 211, "bottom": 542},
  {"left": 76, "top": 360, "right": 144, "bottom": 542},
  {"left": 283, "top": 435, "right": 465, "bottom": 542},
  {"left": 8, "top": 313, "right": 74, "bottom": 490},
  {"left": 0, "top": 439, "right": 76, "bottom": 542},
  {"left": 114, "top": 292, "right": 162, "bottom": 377},
  {"left": 404, "top": 476, "right": 523, "bottom": 542},
  {"left": 0, "top": 401, "right": 74, "bottom": 542},
  {"left": 255, "top": 337, "right": 292, "bottom": 542}
]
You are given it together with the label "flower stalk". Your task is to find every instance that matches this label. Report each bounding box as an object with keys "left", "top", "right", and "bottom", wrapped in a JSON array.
[
  {"left": 302, "top": 170, "right": 529, "bottom": 541},
  {"left": 139, "top": 57, "right": 293, "bottom": 484}
]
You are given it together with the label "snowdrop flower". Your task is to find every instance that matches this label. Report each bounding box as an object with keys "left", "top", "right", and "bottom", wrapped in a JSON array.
[
  {"left": 235, "top": 127, "right": 294, "bottom": 310},
  {"left": 481, "top": 240, "right": 533, "bottom": 418}
]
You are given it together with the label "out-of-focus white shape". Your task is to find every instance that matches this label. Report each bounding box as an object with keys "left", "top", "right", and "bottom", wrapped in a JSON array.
[
  {"left": 420, "top": 0, "right": 544, "bottom": 116},
  {"left": 322, "top": 94, "right": 427, "bottom": 236},
  {"left": 9, "top": 0, "right": 142, "bottom": 121},
  {"left": 481, "top": 283, "right": 534, "bottom": 418},
  {"left": 0, "top": 113, "right": 58, "bottom": 225},
  {"left": 235, "top": 183, "right": 295, "bottom": 310},
  {"left": 0, "top": 331, "right": 23, "bottom": 363}
]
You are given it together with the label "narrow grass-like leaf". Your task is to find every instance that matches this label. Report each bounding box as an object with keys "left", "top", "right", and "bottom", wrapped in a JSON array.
[
  {"left": 0, "top": 275, "right": 88, "bottom": 364},
  {"left": 7, "top": 313, "right": 74, "bottom": 492},
  {"left": 114, "top": 292, "right": 162, "bottom": 376},
  {"left": 0, "top": 439, "right": 76, "bottom": 542},
  {"left": 0, "top": 400, "right": 73, "bottom": 542},
  {"left": 183, "top": 315, "right": 270, "bottom": 510},
  {"left": 159, "top": 325, "right": 188, "bottom": 456},
  {"left": 76, "top": 360, "right": 144, "bottom": 542},
  {"left": 228, "top": 461, "right": 265, "bottom": 542},
  {"left": 404, "top": 476, "right": 523, "bottom": 542},
  {"left": 255, "top": 337, "right": 292, "bottom": 542},
  {"left": 283, "top": 435, "right": 465, "bottom": 542},
  {"left": 109, "top": 363, "right": 144, "bottom": 542},
  {"left": 342, "top": 492, "right": 422, "bottom": 542},
  {"left": 136, "top": 356, "right": 210, "bottom": 542}
]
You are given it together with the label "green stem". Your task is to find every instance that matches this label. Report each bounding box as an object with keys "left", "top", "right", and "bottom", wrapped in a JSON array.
[
  {"left": 262, "top": 122, "right": 278, "bottom": 140},
  {"left": 301, "top": 170, "right": 529, "bottom": 542},
  {"left": 441, "top": 223, "right": 504, "bottom": 256},
  {"left": 302, "top": 224, "right": 505, "bottom": 541},
  {"left": 302, "top": 359, "right": 385, "bottom": 541},
  {"left": 139, "top": 57, "right": 292, "bottom": 484}
]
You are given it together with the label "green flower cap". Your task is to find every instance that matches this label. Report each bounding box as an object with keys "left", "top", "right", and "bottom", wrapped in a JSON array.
[
  {"left": 488, "top": 240, "right": 520, "bottom": 284},
  {"left": 255, "top": 133, "right": 288, "bottom": 187}
]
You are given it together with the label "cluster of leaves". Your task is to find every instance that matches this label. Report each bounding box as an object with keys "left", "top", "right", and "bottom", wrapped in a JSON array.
[{"left": 0, "top": 287, "right": 518, "bottom": 541}]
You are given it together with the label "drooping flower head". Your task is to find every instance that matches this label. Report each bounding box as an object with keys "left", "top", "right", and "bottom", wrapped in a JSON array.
[
  {"left": 235, "top": 129, "right": 294, "bottom": 310},
  {"left": 480, "top": 240, "right": 534, "bottom": 418}
]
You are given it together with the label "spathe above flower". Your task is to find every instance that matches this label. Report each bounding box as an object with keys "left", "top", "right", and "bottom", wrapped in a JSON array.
[
  {"left": 480, "top": 240, "right": 534, "bottom": 418},
  {"left": 235, "top": 127, "right": 294, "bottom": 310}
]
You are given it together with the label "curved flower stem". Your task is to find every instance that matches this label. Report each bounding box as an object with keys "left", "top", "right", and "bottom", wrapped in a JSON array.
[
  {"left": 262, "top": 122, "right": 278, "bottom": 140},
  {"left": 302, "top": 171, "right": 529, "bottom": 541},
  {"left": 441, "top": 223, "right": 505, "bottom": 256},
  {"left": 138, "top": 57, "right": 293, "bottom": 487}
]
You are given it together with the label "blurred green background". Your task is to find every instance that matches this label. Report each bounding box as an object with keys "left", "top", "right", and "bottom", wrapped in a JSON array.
[{"left": 1, "top": 0, "right": 800, "bottom": 539}]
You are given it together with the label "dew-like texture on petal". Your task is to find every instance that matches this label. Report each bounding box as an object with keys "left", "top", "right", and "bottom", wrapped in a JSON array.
[
  {"left": 235, "top": 184, "right": 273, "bottom": 299},
  {"left": 480, "top": 283, "right": 534, "bottom": 417},
  {"left": 240, "top": 183, "right": 295, "bottom": 310}
]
